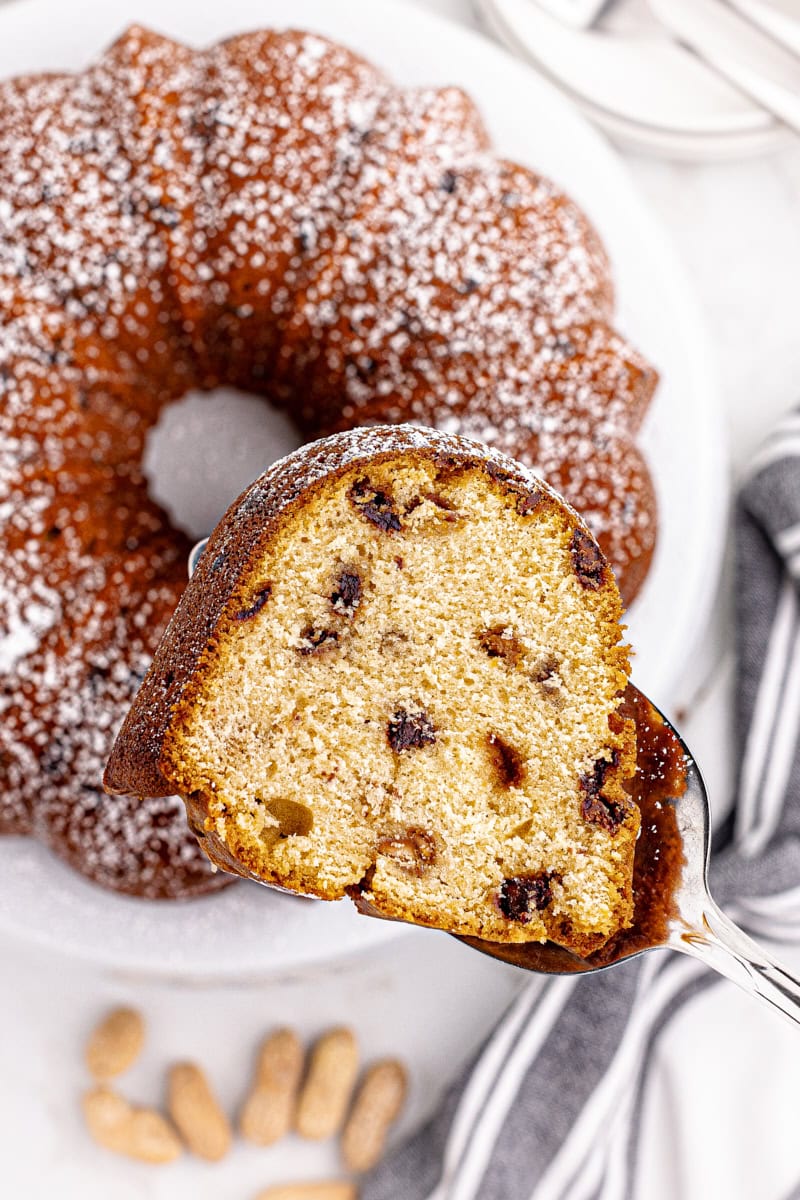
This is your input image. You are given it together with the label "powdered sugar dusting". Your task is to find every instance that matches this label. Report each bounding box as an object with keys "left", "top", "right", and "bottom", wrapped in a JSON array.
[{"left": 0, "top": 586, "right": 60, "bottom": 674}]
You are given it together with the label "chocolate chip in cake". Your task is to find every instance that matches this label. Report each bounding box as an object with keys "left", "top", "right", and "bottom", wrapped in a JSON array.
[
  {"left": 376, "top": 827, "right": 437, "bottom": 875},
  {"left": 440, "top": 169, "right": 458, "bottom": 193},
  {"left": 497, "top": 873, "right": 553, "bottom": 923},
  {"left": 264, "top": 796, "right": 314, "bottom": 838},
  {"left": 530, "top": 654, "right": 560, "bottom": 684},
  {"left": 477, "top": 625, "right": 524, "bottom": 667},
  {"left": 233, "top": 585, "right": 272, "bottom": 622},
  {"left": 380, "top": 630, "right": 409, "bottom": 656},
  {"left": 298, "top": 627, "right": 340, "bottom": 655},
  {"left": 581, "top": 791, "right": 629, "bottom": 832},
  {"left": 532, "top": 656, "right": 565, "bottom": 707},
  {"left": 487, "top": 733, "right": 525, "bottom": 788},
  {"left": 330, "top": 570, "right": 362, "bottom": 616},
  {"left": 570, "top": 528, "right": 606, "bottom": 591},
  {"left": 580, "top": 751, "right": 629, "bottom": 832},
  {"left": 530, "top": 655, "right": 564, "bottom": 702},
  {"left": 349, "top": 479, "right": 402, "bottom": 532},
  {"left": 516, "top": 491, "right": 544, "bottom": 517},
  {"left": 484, "top": 461, "right": 514, "bottom": 487},
  {"left": 422, "top": 492, "right": 459, "bottom": 519},
  {"left": 422, "top": 492, "right": 453, "bottom": 511},
  {"left": 581, "top": 752, "right": 618, "bottom": 795},
  {"left": 387, "top": 708, "right": 436, "bottom": 752},
  {"left": 483, "top": 463, "right": 544, "bottom": 517}
]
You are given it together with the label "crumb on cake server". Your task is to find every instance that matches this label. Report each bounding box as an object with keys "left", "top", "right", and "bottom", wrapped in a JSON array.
[{"left": 105, "top": 426, "right": 639, "bottom": 952}]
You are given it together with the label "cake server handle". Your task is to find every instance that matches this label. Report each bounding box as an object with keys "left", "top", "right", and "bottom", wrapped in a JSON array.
[{"left": 671, "top": 896, "right": 800, "bottom": 1027}]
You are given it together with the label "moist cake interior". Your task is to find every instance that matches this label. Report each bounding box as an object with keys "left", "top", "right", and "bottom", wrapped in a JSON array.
[{"left": 162, "top": 454, "right": 634, "bottom": 948}]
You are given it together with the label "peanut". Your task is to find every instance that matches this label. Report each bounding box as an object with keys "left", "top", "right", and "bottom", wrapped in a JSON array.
[
  {"left": 341, "top": 1059, "right": 407, "bottom": 1172},
  {"left": 167, "top": 1061, "right": 232, "bottom": 1161},
  {"left": 295, "top": 1028, "right": 359, "bottom": 1140},
  {"left": 240, "top": 1027, "right": 304, "bottom": 1145},
  {"left": 255, "top": 1184, "right": 358, "bottom": 1200},
  {"left": 83, "top": 1086, "right": 181, "bottom": 1163},
  {"left": 85, "top": 1007, "right": 145, "bottom": 1080}
]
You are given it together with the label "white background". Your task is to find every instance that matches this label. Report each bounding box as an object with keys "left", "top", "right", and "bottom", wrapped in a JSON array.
[{"left": 3, "top": 0, "right": 800, "bottom": 1197}]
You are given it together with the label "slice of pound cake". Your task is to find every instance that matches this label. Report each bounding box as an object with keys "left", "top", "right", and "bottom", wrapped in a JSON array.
[{"left": 105, "top": 426, "right": 638, "bottom": 952}]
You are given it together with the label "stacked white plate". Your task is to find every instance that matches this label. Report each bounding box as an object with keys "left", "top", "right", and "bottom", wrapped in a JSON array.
[{"left": 474, "top": 0, "right": 796, "bottom": 159}]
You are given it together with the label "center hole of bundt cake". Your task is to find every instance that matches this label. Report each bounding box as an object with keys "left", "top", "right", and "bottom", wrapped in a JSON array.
[{"left": 143, "top": 389, "right": 301, "bottom": 540}]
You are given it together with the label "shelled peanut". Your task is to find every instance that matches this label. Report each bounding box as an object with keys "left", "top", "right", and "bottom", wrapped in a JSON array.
[
  {"left": 341, "top": 1059, "right": 407, "bottom": 1173},
  {"left": 296, "top": 1028, "right": 359, "bottom": 1140},
  {"left": 85, "top": 1007, "right": 145, "bottom": 1080},
  {"left": 168, "top": 1061, "right": 232, "bottom": 1161},
  {"left": 241, "top": 1028, "right": 304, "bottom": 1146}
]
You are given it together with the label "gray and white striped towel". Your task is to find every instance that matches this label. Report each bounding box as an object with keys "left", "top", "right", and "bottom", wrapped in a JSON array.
[{"left": 363, "top": 404, "right": 800, "bottom": 1200}]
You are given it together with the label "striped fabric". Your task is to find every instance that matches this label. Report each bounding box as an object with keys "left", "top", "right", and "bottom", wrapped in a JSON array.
[{"left": 363, "top": 404, "right": 800, "bottom": 1200}]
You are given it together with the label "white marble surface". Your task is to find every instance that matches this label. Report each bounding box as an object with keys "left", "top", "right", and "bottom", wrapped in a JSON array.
[{"left": 3, "top": 1, "right": 800, "bottom": 1197}]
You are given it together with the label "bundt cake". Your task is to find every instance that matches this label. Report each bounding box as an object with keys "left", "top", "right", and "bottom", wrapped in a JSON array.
[
  {"left": 0, "top": 25, "right": 656, "bottom": 899},
  {"left": 105, "top": 427, "right": 639, "bottom": 951}
]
